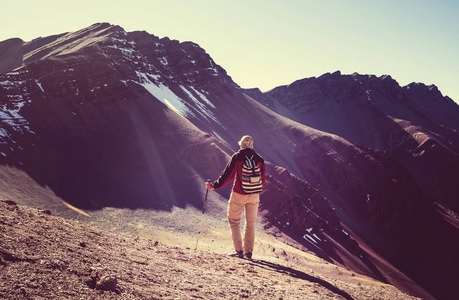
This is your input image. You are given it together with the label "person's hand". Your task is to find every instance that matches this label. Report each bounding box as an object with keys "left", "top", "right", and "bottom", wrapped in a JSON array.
[{"left": 206, "top": 182, "right": 215, "bottom": 190}]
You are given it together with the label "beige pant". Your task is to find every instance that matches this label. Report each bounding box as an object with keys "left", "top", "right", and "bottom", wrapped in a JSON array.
[{"left": 227, "top": 192, "right": 260, "bottom": 254}]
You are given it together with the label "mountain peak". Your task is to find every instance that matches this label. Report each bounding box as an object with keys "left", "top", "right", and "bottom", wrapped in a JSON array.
[{"left": 404, "top": 82, "right": 448, "bottom": 101}]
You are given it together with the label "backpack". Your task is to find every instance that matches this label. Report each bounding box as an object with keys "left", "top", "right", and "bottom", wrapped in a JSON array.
[{"left": 241, "top": 155, "right": 263, "bottom": 194}]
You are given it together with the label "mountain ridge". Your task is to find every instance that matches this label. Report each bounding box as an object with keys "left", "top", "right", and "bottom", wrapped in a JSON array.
[{"left": 246, "top": 70, "right": 459, "bottom": 213}]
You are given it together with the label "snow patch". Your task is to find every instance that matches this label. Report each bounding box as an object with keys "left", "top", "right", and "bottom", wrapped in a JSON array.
[
  {"left": 35, "top": 80, "right": 45, "bottom": 92},
  {"left": 302, "top": 233, "right": 323, "bottom": 251},
  {"left": 365, "top": 90, "right": 371, "bottom": 101},
  {"left": 0, "top": 128, "right": 10, "bottom": 138},
  {"left": 5, "top": 70, "right": 28, "bottom": 76},
  {"left": 159, "top": 57, "right": 168, "bottom": 66},
  {"left": 179, "top": 85, "right": 220, "bottom": 124},
  {"left": 190, "top": 87, "right": 216, "bottom": 108},
  {"left": 304, "top": 234, "right": 318, "bottom": 244},
  {"left": 107, "top": 37, "right": 138, "bottom": 58},
  {"left": 1, "top": 80, "right": 25, "bottom": 86},
  {"left": 136, "top": 72, "right": 192, "bottom": 118},
  {"left": 111, "top": 37, "right": 136, "bottom": 46},
  {"left": 108, "top": 45, "right": 135, "bottom": 56},
  {"left": 147, "top": 74, "right": 161, "bottom": 81},
  {"left": 303, "top": 228, "right": 323, "bottom": 248},
  {"left": 0, "top": 74, "right": 36, "bottom": 139}
]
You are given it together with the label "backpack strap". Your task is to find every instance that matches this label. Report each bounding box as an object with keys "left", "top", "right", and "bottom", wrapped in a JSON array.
[{"left": 245, "top": 155, "right": 256, "bottom": 173}]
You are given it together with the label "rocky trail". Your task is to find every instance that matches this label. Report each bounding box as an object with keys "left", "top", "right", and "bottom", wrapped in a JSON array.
[{"left": 0, "top": 200, "right": 417, "bottom": 299}]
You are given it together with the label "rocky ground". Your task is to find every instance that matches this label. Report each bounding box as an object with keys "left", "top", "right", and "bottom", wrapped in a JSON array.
[{"left": 0, "top": 200, "right": 418, "bottom": 299}]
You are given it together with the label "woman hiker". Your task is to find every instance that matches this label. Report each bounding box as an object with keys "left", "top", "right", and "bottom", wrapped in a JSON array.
[{"left": 206, "top": 135, "right": 266, "bottom": 259}]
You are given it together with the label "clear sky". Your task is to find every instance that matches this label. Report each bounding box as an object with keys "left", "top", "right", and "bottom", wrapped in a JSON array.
[{"left": 2, "top": 0, "right": 458, "bottom": 102}]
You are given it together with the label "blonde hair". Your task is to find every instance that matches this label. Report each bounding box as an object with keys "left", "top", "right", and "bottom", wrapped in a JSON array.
[{"left": 238, "top": 135, "right": 254, "bottom": 148}]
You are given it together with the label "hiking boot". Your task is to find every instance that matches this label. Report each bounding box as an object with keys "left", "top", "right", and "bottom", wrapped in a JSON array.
[
  {"left": 245, "top": 252, "right": 252, "bottom": 260},
  {"left": 229, "top": 250, "right": 244, "bottom": 258}
]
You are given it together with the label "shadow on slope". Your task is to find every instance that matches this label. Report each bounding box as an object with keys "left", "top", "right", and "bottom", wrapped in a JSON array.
[
  {"left": 248, "top": 259, "right": 353, "bottom": 300},
  {"left": 1, "top": 87, "right": 236, "bottom": 211}
]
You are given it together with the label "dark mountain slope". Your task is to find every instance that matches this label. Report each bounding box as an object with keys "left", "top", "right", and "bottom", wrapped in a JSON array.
[
  {"left": 0, "top": 23, "right": 236, "bottom": 210},
  {"left": 247, "top": 71, "right": 459, "bottom": 212}
]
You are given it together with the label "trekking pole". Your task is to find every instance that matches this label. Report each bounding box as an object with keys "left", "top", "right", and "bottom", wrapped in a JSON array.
[{"left": 195, "top": 179, "right": 211, "bottom": 251}]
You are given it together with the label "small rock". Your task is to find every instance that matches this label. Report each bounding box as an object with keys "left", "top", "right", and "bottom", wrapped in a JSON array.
[
  {"left": 84, "top": 271, "right": 99, "bottom": 289},
  {"left": 96, "top": 275, "right": 117, "bottom": 291},
  {"left": 1, "top": 200, "right": 17, "bottom": 206}
]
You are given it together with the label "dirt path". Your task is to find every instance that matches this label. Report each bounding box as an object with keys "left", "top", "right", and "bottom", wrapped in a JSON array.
[{"left": 0, "top": 200, "right": 418, "bottom": 299}]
